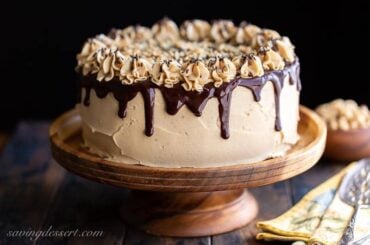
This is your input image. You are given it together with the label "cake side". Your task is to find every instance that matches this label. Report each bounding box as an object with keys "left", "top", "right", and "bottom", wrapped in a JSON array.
[{"left": 79, "top": 76, "right": 299, "bottom": 167}]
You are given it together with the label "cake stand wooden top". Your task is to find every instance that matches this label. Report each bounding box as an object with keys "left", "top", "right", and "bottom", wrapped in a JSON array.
[{"left": 50, "top": 106, "right": 326, "bottom": 192}]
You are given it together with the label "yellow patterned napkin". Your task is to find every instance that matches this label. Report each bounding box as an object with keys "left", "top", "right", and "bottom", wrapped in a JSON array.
[{"left": 256, "top": 162, "right": 370, "bottom": 245}]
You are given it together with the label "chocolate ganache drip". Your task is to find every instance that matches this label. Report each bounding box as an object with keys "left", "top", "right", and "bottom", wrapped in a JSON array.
[{"left": 79, "top": 59, "right": 300, "bottom": 139}]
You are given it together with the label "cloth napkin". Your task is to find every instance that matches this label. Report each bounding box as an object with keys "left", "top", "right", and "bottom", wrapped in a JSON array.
[{"left": 256, "top": 162, "right": 370, "bottom": 245}]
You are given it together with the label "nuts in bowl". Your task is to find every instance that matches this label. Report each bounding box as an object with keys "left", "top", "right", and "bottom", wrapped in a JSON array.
[
  {"left": 316, "top": 99, "right": 370, "bottom": 130},
  {"left": 316, "top": 99, "right": 370, "bottom": 161}
]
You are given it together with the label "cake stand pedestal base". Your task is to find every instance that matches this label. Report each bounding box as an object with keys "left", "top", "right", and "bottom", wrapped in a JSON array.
[
  {"left": 121, "top": 189, "right": 258, "bottom": 237},
  {"left": 50, "top": 106, "right": 326, "bottom": 238}
]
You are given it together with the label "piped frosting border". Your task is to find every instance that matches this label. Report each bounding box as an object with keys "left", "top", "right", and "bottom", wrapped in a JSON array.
[{"left": 76, "top": 18, "right": 296, "bottom": 92}]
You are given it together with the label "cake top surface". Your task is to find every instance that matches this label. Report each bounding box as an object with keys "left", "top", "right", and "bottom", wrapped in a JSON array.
[{"left": 76, "top": 18, "right": 296, "bottom": 92}]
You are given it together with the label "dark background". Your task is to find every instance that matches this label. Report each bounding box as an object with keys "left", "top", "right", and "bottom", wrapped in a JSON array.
[{"left": 1, "top": 1, "right": 369, "bottom": 129}]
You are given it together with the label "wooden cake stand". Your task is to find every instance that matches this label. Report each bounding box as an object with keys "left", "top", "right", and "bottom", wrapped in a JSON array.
[{"left": 49, "top": 106, "right": 326, "bottom": 237}]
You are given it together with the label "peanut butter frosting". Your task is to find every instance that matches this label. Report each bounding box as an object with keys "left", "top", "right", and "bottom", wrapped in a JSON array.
[
  {"left": 151, "top": 59, "right": 182, "bottom": 88},
  {"left": 232, "top": 54, "right": 264, "bottom": 78},
  {"left": 182, "top": 60, "right": 211, "bottom": 91},
  {"left": 76, "top": 18, "right": 296, "bottom": 91},
  {"left": 180, "top": 19, "right": 211, "bottom": 41}
]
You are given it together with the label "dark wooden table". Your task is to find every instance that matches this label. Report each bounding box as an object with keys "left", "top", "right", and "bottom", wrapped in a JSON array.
[{"left": 0, "top": 122, "right": 345, "bottom": 245}]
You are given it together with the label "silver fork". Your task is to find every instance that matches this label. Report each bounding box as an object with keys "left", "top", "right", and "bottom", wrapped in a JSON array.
[
  {"left": 339, "top": 159, "right": 370, "bottom": 245},
  {"left": 349, "top": 234, "right": 370, "bottom": 245}
]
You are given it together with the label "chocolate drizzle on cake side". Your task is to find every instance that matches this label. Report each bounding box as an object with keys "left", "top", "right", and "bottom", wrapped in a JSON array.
[{"left": 78, "top": 59, "right": 300, "bottom": 139}]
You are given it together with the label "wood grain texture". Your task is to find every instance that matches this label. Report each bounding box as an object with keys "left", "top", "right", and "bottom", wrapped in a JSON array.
[
  {"left": 324, "top": 128, "right": 370, "bottom": 161},
  {"left": 49, "top": 106, "right": 327, "bottom": 192},
  {"left": 38, "top": 174, "right": 127, "bottom": 244},
  {"left": 0, "top": 123, "right": 65, "bottom": 244},
  {"left": 123, "top": 227, "right": 211, "bottom": 245},
  {"left": 121, "top": 190, "right": 258, "bottom": 237}
]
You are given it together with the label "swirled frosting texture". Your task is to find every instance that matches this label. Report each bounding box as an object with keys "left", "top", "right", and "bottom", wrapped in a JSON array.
[
  {"left": 259, "top": 49, "right": 285, "bottom": 70},
  {"left": 151, "top": 59, "right": 182, "bottom": 88},
  {"left": 209, "top": 57, "right": 236, "bottom": 87},
  {"left": 233, "top": 55, "right": 264, "bottom": 78},
  {"left": 76, "top": 18, "right": 296, "bottom": 91},
  {"left": 182, "top": 61, "right": 211, "bottom": 91}
]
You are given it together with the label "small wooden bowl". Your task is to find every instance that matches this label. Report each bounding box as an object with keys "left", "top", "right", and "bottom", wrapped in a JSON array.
[{"left": 325, "top": 127, "right": 370, "bottom": 161}]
